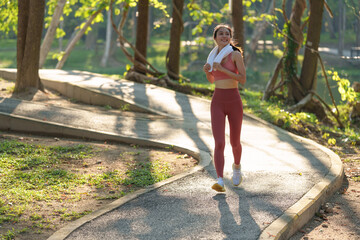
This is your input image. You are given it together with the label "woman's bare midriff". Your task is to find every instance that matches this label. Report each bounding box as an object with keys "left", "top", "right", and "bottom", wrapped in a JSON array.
[{"left": 214, "top": 79, "right": 238, "bottom": 89}]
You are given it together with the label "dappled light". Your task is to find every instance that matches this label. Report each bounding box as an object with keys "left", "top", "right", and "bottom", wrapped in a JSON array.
[{"left": 0, "top": 0, "right": 359, "bottom": 239}]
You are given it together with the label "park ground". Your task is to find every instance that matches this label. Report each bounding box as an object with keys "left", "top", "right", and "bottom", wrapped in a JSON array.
[
  {"left": 0, "top": 78, "right": 359, "bottom": 239},
  {"left": 0, "top": 79, "right": 198, "bottom": 239}
]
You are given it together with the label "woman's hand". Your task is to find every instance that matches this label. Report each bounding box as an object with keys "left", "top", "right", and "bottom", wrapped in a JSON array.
[
  {"left": 203, "top": 63, "right": 211, "bottom": 73},
  {"left": 213, "top": 62, "right": 224, "bottom": 72},
  {"left": 203, "top": 63, "right": 214, "bottom": 83}
]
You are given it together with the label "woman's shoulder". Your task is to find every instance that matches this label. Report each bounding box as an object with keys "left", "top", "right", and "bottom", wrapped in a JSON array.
[
  {"left": 231, "top": 50, "right": 242, "bottom": 56},
  {"left": 231, "top": 50, "right": 243, "bottom": 60}
]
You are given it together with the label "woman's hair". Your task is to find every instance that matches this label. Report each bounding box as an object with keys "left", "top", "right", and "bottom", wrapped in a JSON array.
[{"left": 213, "top": 24, "right": 243, "bottom": 54}]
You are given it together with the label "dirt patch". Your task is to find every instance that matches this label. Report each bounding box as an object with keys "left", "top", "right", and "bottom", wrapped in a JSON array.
[
  {"left": 0, "top": 132, "right": 198, "bottom": 240},
  {"left": 1, "top": 78, "right": 359, "bottom": 239},
  {"left": 0, "top": 79, "right": 198, "bottom": 239},
  {"left": 290, "top": 174, "right": 360, "bottom": 240},
  {"left": 289, "top": 132, "right": 360, "bottom": 239}
]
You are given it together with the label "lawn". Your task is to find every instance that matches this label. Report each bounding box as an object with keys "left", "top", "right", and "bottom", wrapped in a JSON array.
[{"left": 0, "top": 132, "right": 197, "bottom": 239}]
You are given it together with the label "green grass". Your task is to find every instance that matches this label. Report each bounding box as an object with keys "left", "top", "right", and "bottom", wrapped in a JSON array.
[
  {"left": 0, "top": 141, "right": 94, "bottom": 226},
  {"left": 0, "top": 39, "right": 16, "bottom": 50},
  {"left": 320, "top": 32, "right": 357, "bottom": 45},
  {"left": 0, "top": 36, "right": 359, "bottom": 104},
  {"left": 240, "top": 89, "right": 360, "bottom": 145},
  {"left": 0, "top": 139, "right": 174, "bottom": 239}
]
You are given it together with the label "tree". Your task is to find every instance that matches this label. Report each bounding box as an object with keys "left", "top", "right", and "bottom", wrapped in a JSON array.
[
  {"left": 299, "top": 0, "right": 324, "bottom": 95},
  {"left": 39, "top": 0, "right": 67, "bottom": 68},
  {"left": 357, "top": 0, "right": 360, "bottom": 46},
  {"left": 296, "top": 0, "right": 327, "bottom": 118},
  {"left": 15, "top": 0, "right": 45, "bottom": 92},
  {"left": 55, "top": 4, "right": 105, "bottom": 69},
  {"left": 101, "top": 9, "right": 113, "bottom": 67},
  {"left": 338, "top": 0, "right": 346, "bottom": 55},
  {"left": 166, "top": 0, "right": 185, "bottom": 80},
  {"left": 245, "top": 0, "right": 275, "bottom": 64},
  {"left": 231, "top": 0, "right": 245, "bottom": 50},
  {"left": 134, "top": 0, "right": 149, "bottom": 74},
  {"left": 110, "top": 0, "right": 163, "bottom": 78},
  {"left": 263, "top": 0, "right": 343, "bottom": 125},
  {"left": 263, "top": 0, "right": 307, "bottom": 102},
  {"left": 285, "top": 0, "right": 307, "bottom": 102}
]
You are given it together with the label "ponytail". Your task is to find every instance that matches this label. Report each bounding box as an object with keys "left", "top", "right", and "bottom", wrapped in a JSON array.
[{"left": 230, "top": 43, "right": 243, "bottom": 56}]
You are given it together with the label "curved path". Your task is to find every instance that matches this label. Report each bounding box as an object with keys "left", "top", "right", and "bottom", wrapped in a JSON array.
[{"left": 0, "top": 69, "right": 343, "bottom": 239}]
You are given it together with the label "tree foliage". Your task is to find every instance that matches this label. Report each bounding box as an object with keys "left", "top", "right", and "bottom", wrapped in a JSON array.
[{"left": 0, "top": 0, "right": 18, "bottom": 36}]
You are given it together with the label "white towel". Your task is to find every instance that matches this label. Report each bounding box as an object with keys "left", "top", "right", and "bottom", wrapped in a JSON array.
[{"left": 206, "top": 44, "right": 233, "bottom": 72}]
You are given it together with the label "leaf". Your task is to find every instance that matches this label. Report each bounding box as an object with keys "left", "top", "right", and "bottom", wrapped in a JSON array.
[{"left": 328, "top": 138, "right": 336, "bottom": 145}]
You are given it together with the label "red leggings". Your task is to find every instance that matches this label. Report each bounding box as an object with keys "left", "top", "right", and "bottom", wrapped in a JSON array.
[{"left": 211, "top": 88, "right": 243, "bottom": 178}]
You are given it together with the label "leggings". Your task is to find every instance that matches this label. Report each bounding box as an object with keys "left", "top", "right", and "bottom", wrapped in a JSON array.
[{"left": 211, "top": 88, "right": 243, "bottom": 178}]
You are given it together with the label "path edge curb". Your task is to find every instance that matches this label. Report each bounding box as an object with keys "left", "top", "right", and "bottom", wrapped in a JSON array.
[
  {"left": 0, "top": 68, "right": 174, "bottom": 118},
  {"left": 246, "top": 113, "right": 345, "bottom": 240},
  {"left": 0, "top": 112, "right": 212, "bottom": 240},
  {"left": 1, "top": 68, "right": 345, "bottom": 239}
]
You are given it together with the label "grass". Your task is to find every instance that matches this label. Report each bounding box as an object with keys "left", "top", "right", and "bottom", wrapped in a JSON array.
[
  {"left": 240, "top": 88, "right": 360, "bottom": 145},
  {"left": 1, "top": 35, "right": 358, "bottom": 139},
  {"left": 0, "top": 141, "right": 93, "bottom": 226},
  {"left": 1, "top": 36, "right": 359, "bottom": 104},
  {"left": 0, "top": 138, "right": 178, "bottom": 239},
  {"left": 0, "top": 34, "right": 359, "bottom": 238}
]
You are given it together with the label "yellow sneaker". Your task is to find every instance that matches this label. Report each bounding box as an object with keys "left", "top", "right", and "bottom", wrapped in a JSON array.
[{"left": 211, "top": 183, "right": 225, "bottom": 192}]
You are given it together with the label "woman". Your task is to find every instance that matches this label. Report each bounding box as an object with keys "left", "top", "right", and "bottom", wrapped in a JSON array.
[{"left": 203, "top": 24, "right": 246, "bottom": 192}]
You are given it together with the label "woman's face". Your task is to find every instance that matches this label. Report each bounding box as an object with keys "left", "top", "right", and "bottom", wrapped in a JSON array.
[{"left": 214, "top": 27, "right": 231, "bottom": 48}]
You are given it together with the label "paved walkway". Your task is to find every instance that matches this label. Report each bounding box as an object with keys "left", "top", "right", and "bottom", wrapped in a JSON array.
[{"left": 0, "top": 69, "right": 343, "bottom": 240}]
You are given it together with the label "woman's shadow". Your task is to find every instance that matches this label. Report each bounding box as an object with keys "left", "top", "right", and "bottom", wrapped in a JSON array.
[{"left": 212, "top": 188, "right": 262, "bottom": 240}]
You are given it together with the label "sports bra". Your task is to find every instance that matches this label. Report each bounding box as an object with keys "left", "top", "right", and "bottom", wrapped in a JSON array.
[{"left": 212, "top": 53, "right": 238, "bottom": 81}]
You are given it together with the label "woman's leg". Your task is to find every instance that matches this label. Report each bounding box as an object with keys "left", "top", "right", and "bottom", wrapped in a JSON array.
[
  {"left": 227, "top": 99, "right": 243, "bottom": 186},
  {"left": 228, "top": 99, "right": 243, "bottom": 166},
  {"left": 211, "top": 100, "right": 226, "bottom": 178}
]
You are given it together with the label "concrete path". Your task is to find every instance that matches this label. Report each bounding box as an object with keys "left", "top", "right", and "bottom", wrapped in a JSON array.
[{"left": 0, "top": 69, "right": 343, "bottom": 240}]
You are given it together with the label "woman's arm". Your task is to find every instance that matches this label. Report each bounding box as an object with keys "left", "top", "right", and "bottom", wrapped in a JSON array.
[
  {"left": 203, "top": 63, "right": 215, "bottom": 83},
  {"left": 213, "top": 51, "right": 246, "bottom": 85}
]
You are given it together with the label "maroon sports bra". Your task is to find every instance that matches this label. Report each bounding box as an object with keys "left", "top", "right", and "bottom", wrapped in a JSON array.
[{"left": 212, "top": 53, "right": 238, "bottom": 81}]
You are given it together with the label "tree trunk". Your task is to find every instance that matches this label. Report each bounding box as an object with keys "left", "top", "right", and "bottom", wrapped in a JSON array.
[
  {"left": 59, "top": 20, "right": 64, "bottom": 51},
  {"left": 284, "top": 0, "right": 306, "bottom": 102},
  {"left": 325, "top": 9, "right": 336, "bottom": 39},
  {"left": 134, "top": 0, "right": 149, "bottom": 74},
  {"left": 356, "top": 0, "right": 360, "bottom": 46},
  {"left": 147, "top": 6, "right": 152, "bottom": 46},
  {"left": 108, "top": 13, "right": 122, "bottom": 60},
  {"left": 299, "top": 0, "right": 324, "bottom": 96},
  {"left": 231, "top": 0, "right": 244, "bottom": 50},
  {"left": 85, "top": 23, "right": 98, "bottom": 50},
  {"left": 132, "top": 7, "right": 137, "bottom": 41},
  {"left": 39, "top": 0, "right": 66, "bottom": 68},
  {"left": 288, "top": 0, "right": 306, "bottom": 54},
  {"left": 245, "top": 0, "right": 275, "bottom": 64},
  {"left": 15, "top": 0, "right": 45, "bottom": 92},
  {"left": 285, "top": 0, "right": 294, "bottom": 18},
  {"left": 338, "top": 0, "right": 345, "bottom": 55},
  {"left": 263, "top": 0, "right": 306, "bottom": 102},
  {"left": 101, "top": 9, "right": 113, "bottom": 67},
  {"left": 298, "top": 0, "right": 326, "bottom": 120},
  {"left": 56, "top": 7, "right": 104, "bottom": 69},
  {"left": 166, "top": 0, "right": 184, "bottom": 80},
  {"left": 357, "top": 18, "right": 360, "bottom": 47}
]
